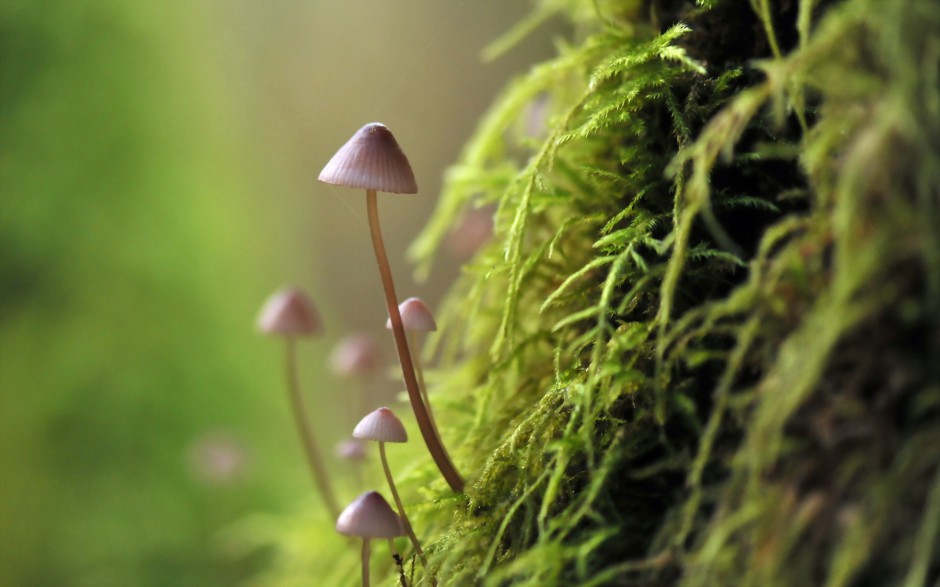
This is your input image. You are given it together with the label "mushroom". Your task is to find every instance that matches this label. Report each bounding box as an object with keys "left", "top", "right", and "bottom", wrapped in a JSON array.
[
  {"left": 354, "top": 407, "right": 428, "bottom": 569},
  {"left": 257, "top": 288, "right": 340, "bottom": 518},
  {"left": 385, "top": 297, "right": 441, "bottom": 435},
  {"left": 319, "top": 123, "right": 463, "bottom": 493},
  {"left": 330, "top": 333, "right": 381, "bottom": 377},
  {"left": 257, "top": 287, "right": 322, "bottom": 336},
  {"left": 335, "top": 437, "right": 368, "bottom": 491},
  {"left": 445, "top": 206, "right": 493, "bottom": 260},
  {"left": 336, "top": 491, "right": 406, "bottom": 587},
  {"left": 330, "top": 332, "right": 382, "bottom": 425},
  {"left": 336, "top": 437, "right": 368, "bottom": 462}
]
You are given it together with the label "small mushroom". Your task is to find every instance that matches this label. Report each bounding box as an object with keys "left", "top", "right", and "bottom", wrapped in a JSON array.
[
  {"left": 330, "top": 332, "right": 382, "bottom": 425},
  {"left": 445, "top": 207, "right": 493, "bottom": 260},
  {"left": 335, "top": 437, "right": 368, "bottom": 491},
  {"left": 257, "top": 288, "right": 339, "bottom": 518},
  {"left": 336, "top": 438, "right": 368, "bottom": 462},
  {"left": 330, "top": 333, "right": 381, "bottom": 377},
  {"left": 354, "top": 407, "right": 430, "bottom": 572},
  {"left": 385, "top": 297, "right": 437, "bottom": 333},
  {"left": 385, "top": 297, "right": 441, "bottom": 435},
  {"left": 319, "top": 123, "right": 463, "bottom": 493},
  {"left": 257, "top": 287, "right": 322, "bottom": 336},
  {"left": 336, "top": 491, "right": 405, "bottom": 587}
]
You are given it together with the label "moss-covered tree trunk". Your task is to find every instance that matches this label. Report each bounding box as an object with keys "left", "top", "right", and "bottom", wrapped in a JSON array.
[{"left": 400, "top": 0, "right": 940, "bottom": 585}]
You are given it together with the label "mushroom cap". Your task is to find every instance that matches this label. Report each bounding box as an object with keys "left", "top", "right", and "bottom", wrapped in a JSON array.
[
  {"left": 336, "top": 491, "right": 405, "bottom": 539},
  {"left": 446, "top": 207, "right": 494, "bottom": 259},
  {"left": 353, "top": 407, "right": 408, "bottom": 443},
  {"left": 385, "top": 297, "right": 437, "bottom": 332},
  {"left": 335, "top": 438, "right": 368, "bottom": 462},
  {"left": 318, "top": 122, "right": 418, "bottom": 194},
  {"left": 257, "top": 288, "right": 322, "bottom": 337},
  {"left": 330, "top": 333, "right": 380, "bottom": 376}
]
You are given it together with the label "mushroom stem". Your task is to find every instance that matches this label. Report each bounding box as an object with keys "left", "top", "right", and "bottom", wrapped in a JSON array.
[
  {"left": 365, "top": 189, "right": 464, "bottom": 492},
  {"left": 408, "top": 330, "right": 441, "bottom": 436},
  {"left": 379, "top": 442, "right": 427, "bottom": 565},
  {"left": 285, "top": 338, "right": 340, "bottom": 518},
  {"left": 361, "top": 539, "right": 371, "bottom": 587}
]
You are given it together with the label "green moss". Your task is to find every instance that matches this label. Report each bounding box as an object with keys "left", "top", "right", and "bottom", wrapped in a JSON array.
[
  {"left": 405, "top": 0, "right": 940, "bottom": 584},
  {"left": 251, "top": 0, "right": 940, "bottom": 584}
]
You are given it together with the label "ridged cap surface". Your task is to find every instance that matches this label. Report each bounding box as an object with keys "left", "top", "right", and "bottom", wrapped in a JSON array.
[
  {"left": 336, "top": 491, "right": 404, "bottom": 538},
  {"left": 318, "top": 123, "right": 418, "bottom": 194},
  {"left": 256, "top": 288, "right": 321, "bottom": 337},
  {"left": 385, "top": 297, "right": 437, "bottom": 332},
  {"left": 353, "top": 407, "right": 408, "bottom": 443}
]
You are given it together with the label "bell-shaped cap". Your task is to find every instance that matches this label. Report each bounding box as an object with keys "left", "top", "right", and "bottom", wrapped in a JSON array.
[
  {"left": 257, "top": 288, "right": 322, "bottom": 337},
  {"left": 385, "top": 297, "right": 437, "bottom": 332},
  {"left": 336, "top": 491, "right": 405, "bottom": 539},
  {"left": 353, "top": 407, "right": 408, "bottom": 443},
  {"left": 318, "top": 122, "right": 418, "bottom": 194},
  {"left": 330, "top": 333, "right": 380, "bottom": 376}
]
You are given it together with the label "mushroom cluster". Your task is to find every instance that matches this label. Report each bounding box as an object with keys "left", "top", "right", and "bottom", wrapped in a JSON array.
[
  {"left": 256, "top": 123, "right": 461, "bottom": 586},
  {"left": 354, "top": 407, "right": 427, "bottom": 568},
  {"left": 336, "top": 491, "right": 405, "bottom": 587},
  {"left": 319, "top": 122, "right": 463, "bottom": 493}
]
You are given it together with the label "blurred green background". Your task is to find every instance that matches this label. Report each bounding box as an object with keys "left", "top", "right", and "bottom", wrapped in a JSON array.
[{"left": 0, "top": 2, "right": 554, "bottom": 585}]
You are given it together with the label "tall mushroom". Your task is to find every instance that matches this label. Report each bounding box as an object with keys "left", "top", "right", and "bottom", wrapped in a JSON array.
[
  {"left": 336, "top": 491, "right": 406, "bottom": 587},
  {"left": 257, "top": 288, "right": 340, "bottom": 518},
  {"left": 318, "top": 122, "right": 463, "bottom": 493},
  {"left": 353, "top": 407, "right": 427, "bottom": 567},
  {"left": 385, "top": 297, "right": 441, "bottom": 435}
]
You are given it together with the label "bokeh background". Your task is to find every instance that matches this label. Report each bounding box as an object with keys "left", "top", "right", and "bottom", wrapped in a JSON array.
[{"left": 0, "top": 2, "right": 557, "bottom": 585}]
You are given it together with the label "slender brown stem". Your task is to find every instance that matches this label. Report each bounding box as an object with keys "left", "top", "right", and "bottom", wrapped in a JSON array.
[
  {"left": 361, "top": 539, "right": 371, "bottom": 587},
  {"left": 381, "top": 443, "right": 436, "bottom": 586},
  {"left": 380, "top": 443, "right": 426, "bottom": 558},
  {"left": 409, "top": 330, "right": 441, "bottom": 437},
  {"left": 365, "top": 190, "right": 464, "bottom": 492},
  {"left": 285, "top": 338, "right": 340, "bottom": 518}
]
